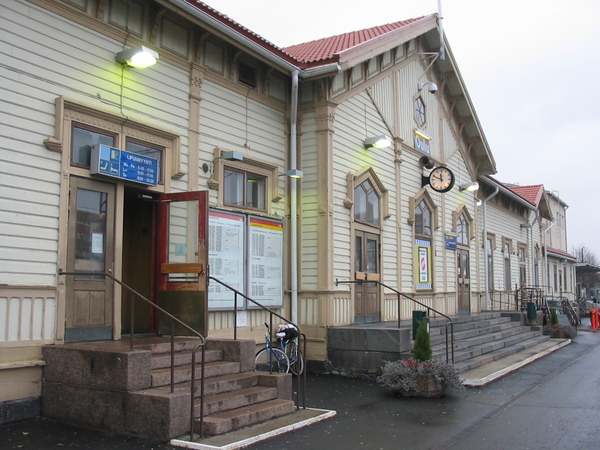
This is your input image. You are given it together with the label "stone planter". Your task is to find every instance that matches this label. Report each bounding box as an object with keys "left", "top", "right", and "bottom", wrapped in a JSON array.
[{"left": 398, "top": 373, "right": 446, "bottom": 398}]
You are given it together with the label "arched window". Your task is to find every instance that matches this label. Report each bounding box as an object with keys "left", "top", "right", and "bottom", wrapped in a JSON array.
[
  {"left": 354, "top": 179, "right": 380, "bottom": 226},
  {"left": 415, "top": 200, "right": 431, "bottom": 237},
  {"left": 457, "top": 214, "right": 468, "bottom": 245}
]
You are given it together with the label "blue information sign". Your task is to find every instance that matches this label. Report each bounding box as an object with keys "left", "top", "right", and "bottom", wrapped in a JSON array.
[
  {"left": 445, "top": 234, "right": 457, "bottom": 249},
  {"left": 91, "top": 144, "right": 158, "bottom": 186}
]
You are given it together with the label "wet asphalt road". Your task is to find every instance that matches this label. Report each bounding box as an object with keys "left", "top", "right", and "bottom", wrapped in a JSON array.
[{"left": 2, "top": 329, "right": 599, "bottom": 450}]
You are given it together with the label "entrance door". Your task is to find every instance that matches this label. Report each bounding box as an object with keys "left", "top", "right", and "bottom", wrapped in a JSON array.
[
  {"left": 121, "top": 187, "right": 155, "bottom": 334},
  {"left": 157, "top": 191, "right": 209, "bottom": 336},
  {"left": 354, "top": 231, "right": 380, "bottom": 324},
  {"left": 457, "top": 249, "right": 471, "bottom": 314},
  {"left": 65, "top": 177, "right": 115, "bottom": 341}
]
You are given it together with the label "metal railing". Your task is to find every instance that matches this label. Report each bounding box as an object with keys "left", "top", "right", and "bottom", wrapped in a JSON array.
[
  {"left": 208, "top": 276, "right": 307, "bottom": 410},
  {"left": 58, "top": 270, "right": 206, "bottom": 441},
  {"left": 335, "top": 278, "right": 454, "bottom": 364},
  {"left": 489, "top": 289, "right": 518, "bottom": 311}
]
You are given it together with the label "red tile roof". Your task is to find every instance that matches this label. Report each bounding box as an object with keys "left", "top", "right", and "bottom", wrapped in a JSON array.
[
  {"left": 508, "top": 184, "right": 545, "bottom": 207},
  {"left": 181, "top": 2, "right": 430, "bottom": 68},
  {"left": 283, "top": 19, "right": 425, "bottom": 64},
  {"left": 545, "top": 245, "right": 577, "bottom": 261}
]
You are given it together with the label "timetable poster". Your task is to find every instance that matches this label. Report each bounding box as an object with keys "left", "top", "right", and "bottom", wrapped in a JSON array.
[
  {"left": 208, "top": 210, "right": 245, "bottom": 310},
  {"left": 248, "top": 216, "right": 284, "bottom": 308}
]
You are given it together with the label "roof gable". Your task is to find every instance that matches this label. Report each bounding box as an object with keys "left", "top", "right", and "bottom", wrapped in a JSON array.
[
  {"left": 283, "top": 18, "right": 426, "bottom": 64},
  {"left": 509, "top": 184, "right": 544, "bottom": 207}
]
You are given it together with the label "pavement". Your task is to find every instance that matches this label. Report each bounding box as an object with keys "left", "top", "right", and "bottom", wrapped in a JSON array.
[{"left": 2, "top": 317, "right": 596, "bottom": 450}]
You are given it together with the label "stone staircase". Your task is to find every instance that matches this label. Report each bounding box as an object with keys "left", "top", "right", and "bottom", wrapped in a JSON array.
[
  {"left": 428, "top": 312, "right": 547, "bottom": 373},
  {"left": 326, "top": 311, "right": 551, "bottom": 377},
  {"left": 42, "top": 337, "right": 294, "bottom": 441}
]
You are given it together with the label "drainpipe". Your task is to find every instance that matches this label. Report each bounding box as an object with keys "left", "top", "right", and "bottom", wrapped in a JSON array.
[
  {"left": 482, "top": 185, "right": 499, "bottom": 309},
  {"left": 529, "top": 212, "right": 539, "bottom": 286},
  {"left": 543, "top": 221, "right": 556, "bottom": 289},
  {"left": 289, "top": 70, "right": 299, "bottom": 324}
]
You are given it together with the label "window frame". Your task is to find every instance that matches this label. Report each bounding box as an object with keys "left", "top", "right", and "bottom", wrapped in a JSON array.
[
  {"left": 45, "top": 97, "right": 181, "bottom": 191},
  {"left": 208, "top": 147, "right": 281, "bottom": 214}
]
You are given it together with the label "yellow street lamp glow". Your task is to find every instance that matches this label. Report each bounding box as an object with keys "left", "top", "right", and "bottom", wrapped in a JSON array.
[{"left": 116, "top": 46, "right": 159, "bottom": 69}]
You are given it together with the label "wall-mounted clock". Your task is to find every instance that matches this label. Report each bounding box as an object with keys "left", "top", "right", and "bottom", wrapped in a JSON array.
[{"left": 422, "top": 166, "right": 455, "bottom": 193}]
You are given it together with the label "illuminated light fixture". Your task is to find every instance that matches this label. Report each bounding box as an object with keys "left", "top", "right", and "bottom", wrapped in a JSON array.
[
  {"left": 116, "top": 45, "right": 159, "bottom": 68},
  {"left": 364, "top": 135, "right": 393, "bottom": 149},
  {"left": 413, "top": 128, "right": 431, "bottom": 141},
  {"left": 476, "top": 199, "right": 483, "bottom": 206},
  {"left": 284, "top": 169, "right": 304, "bottom": 178},
  {"left": 459, "top": 181, "right": 480, "bottom": 192}
]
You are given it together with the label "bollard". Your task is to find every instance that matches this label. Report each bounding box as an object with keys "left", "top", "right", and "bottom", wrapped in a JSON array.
[{"left": 591, "top": 309, "right": 599, "bottom": 331}]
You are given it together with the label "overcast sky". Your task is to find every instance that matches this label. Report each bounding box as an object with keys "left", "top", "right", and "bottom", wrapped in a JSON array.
[{"left": 205, "top": 0, "right": 600, "bottom": 260}]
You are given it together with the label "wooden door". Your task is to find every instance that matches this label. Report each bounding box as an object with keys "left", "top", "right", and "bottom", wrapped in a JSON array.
[
  {"left": 457, "top": 249, "right": 471, "bottom": 314},
  {"left": 156, "top": 191, "right": 209, "bottom": 336},
  {"left": 65, "top": 177, "right": 115, "bottom": 341},
  {"left": 354, "top": 231, "right": 381, "bottom": 324}
]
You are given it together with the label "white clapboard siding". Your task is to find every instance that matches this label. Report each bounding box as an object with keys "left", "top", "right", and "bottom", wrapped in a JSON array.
[
  {"left": 0, "top": 291, "right": 56, "bottom": 341},
  {"left": 1, "top": 1, "right": 192, "bottom": 286},
  {"left": 298, "top": 114, "right": 319, "bottom": 289}
]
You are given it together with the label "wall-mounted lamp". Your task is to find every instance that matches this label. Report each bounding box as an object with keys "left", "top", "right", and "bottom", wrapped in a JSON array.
[
  {"left": 116, "top": 45, "right": 159, "bottom": 68},
  {"left": 413, "top": 128, "right": 431, "bottom": 141},
  {"left": 285, "top": 169, "right": 304, "bottom": 179},
  {"left": 476, "top": 199, "right": 483, "bottom": 206},
  {"left": 520, "top": 223, "right": 533, "bottom": 229},
  {"left": 459, "top": 181, "right": 479, "bottom": 192},
  {"left": 364, "top": 135, "right": 393, "bottom": 149},
  {"left": 418, "top": 81, "right": 438, "bottom": 94}
]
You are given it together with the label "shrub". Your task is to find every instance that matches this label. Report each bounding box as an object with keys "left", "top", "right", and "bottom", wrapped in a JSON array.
[
  {"left": 413, "top": 319, "right": 432, "bottom": 362},
  {"left": 377, "top": 359, "right": 464, "bottom": 394}
]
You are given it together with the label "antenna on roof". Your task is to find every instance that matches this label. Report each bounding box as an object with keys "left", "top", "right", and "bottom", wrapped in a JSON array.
[{"left": 438, "top": 0, "right": 446, "bottom": 60}]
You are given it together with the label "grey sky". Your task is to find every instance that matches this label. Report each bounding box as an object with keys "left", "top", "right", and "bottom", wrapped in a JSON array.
[{"left": 205, "top": 0, "right": 600, "bottom": 258}]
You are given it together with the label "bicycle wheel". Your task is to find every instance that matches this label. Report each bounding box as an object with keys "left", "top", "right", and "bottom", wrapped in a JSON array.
[
  {"left": 286, "top": 341, "right": 304, "bottom": 376},
  {"left": 255, "top": 347, "right": 290, "bottom": 373}
]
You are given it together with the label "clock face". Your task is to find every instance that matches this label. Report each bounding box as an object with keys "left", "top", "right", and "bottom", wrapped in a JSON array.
[{"left": 428, "top": 167, "right": 455, "bottom": 193}]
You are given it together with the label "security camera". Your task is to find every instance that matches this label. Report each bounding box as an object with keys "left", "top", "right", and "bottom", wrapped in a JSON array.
[{"left": 418, "top": 81, "right": 438, "bottom": 94}]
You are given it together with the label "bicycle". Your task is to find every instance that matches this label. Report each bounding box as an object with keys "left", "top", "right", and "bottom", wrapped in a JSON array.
[
  {"left": 276, "top": 324, "right": 304, "bottom": 376},
  {"left": 255, "top": 323, "right": 290, "bottom": 373}
]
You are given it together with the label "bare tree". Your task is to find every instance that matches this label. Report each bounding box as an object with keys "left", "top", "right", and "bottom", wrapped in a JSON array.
[{"left": 573, "top": 245, "right": 600, "bottom": 298}]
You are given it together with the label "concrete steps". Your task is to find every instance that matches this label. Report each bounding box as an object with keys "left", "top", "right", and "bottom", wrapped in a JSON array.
[
  {"left": 326, "top": 311, "right": 554, "bottom": 378},
  {"left": 42, "top": 337, "right": 294, "bottom": 441}
]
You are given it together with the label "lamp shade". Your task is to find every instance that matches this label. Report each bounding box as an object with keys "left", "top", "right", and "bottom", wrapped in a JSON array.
[
  {"left": 116, "top": 46, "right": 159, "bottom": 68},
  {"left": 459, "top": 182, "right": 479, "bottom": 192},
  {"left": 364, "top": 135, "right": 393, "bottom": 149}
]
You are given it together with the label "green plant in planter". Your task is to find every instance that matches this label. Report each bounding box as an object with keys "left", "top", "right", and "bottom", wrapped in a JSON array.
[
  {"left": 413, "top": 319, "right": 432, "bottom": 362},
  {"left": 377, "top": 319, "right": 464, "bottom": 397},
  {"left": 544, "top": 309, "right": 577, "bottom": 339}
]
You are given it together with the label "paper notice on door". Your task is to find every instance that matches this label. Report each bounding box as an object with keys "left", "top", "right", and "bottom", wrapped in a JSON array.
[{"left": 91, "top": 232, "right": 104, "bottom": 254}]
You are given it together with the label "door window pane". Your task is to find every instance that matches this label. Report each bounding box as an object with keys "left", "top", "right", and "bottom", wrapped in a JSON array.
[
  {"left": 366, "top": 238, "right": 378, "bottom": 273},
  {"left": 168, "top": 200, "right": 199, "bottom": 281},
  {"left": 75, "top": 188, "right": 107, "bottom": 279},
  {"left": 355, "top": 235, "right": 363, "bottom": 272}
]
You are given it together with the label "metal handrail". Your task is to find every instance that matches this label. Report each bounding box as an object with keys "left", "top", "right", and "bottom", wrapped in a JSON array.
[
  {"left": 58, "top": 270, "right": 206, "bottom": 441},
  {"left": 489, "top": 289, "right": 519, "bottom": 311},
  {"left": 208, "top": 276, "right": 307, "bottom": 410},
  {"left": 334, "top": 278, "right": 454, "bottom": 364}
]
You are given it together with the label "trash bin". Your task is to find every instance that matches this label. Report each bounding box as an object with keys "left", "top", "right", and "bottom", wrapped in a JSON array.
[
  {"left": 412, "top": 310, "right": 429, "bottom": 339},
  {"left": 526, "top": 301, "right": 536, "bottom": 322}
]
